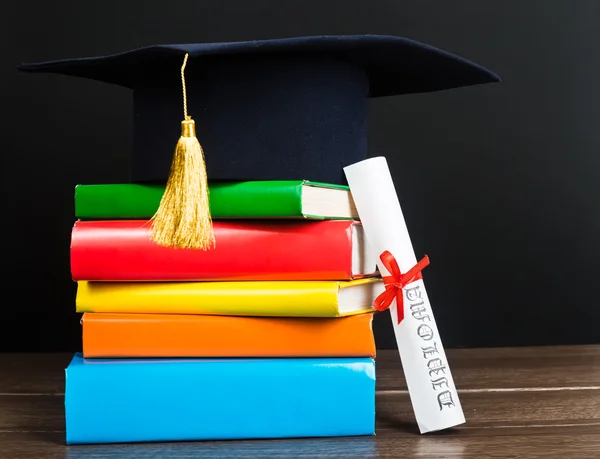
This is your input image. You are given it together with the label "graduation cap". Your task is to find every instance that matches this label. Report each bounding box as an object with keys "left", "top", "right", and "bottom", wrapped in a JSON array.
[{"left": 18, "top": 35, "right": 500, "bottom": 250}]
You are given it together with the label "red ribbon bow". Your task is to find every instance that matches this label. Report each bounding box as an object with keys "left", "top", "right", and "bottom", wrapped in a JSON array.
[{"left": 374, "top": 250, "right": 430, "bottom": 324}]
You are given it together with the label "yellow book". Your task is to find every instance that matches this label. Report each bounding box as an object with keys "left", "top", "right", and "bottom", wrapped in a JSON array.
[{"left": 76, "top": 278, "right": 383, "bottom": 317}]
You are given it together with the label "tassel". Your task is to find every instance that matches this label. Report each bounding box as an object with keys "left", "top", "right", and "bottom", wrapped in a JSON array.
[{"left": 150, "top": 53, "right": 215, "bottom": 250}]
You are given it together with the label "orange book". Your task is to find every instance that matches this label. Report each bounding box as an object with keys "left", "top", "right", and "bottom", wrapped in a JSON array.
[{"left": 81, "top": 312, "right": 376, "bottom": 358}]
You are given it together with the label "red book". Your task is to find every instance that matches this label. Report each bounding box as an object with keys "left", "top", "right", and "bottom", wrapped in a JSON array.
[{"left": 70, "top": 220, "right": 378, "bottom": 281}]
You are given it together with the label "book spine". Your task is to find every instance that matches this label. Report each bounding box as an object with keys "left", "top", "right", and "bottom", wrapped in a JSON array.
[
  {"left": 75, "top": 184, "right": 165, "bottom": 219},
  {"left": 74, "top": 182, "right": 305, "bottom": 219},
  {"left": 81, "top": 312, "right": 376, "bottom": 358},
  {"left": 70, "top": 220, "right": 357, "bottom": 281},
  {"left": 74, "top": 279, "right": 359, "bottom": 316},
  {"left": 65, "top": 354, "right": 376, "bottom": 444}
]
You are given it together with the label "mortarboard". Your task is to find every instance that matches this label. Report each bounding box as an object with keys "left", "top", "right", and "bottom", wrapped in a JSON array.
[{"left": 18, "top": 34, "right": 500, "bottom": 249}]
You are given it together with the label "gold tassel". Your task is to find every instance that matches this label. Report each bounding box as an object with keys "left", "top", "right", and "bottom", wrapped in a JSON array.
[{"left": 150, "top": 53, "right": 215, "bottom": 250}]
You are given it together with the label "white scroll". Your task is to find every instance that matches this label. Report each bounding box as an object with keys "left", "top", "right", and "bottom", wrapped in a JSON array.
[{"left": 344, "top": 156, "right": 464, "bottom": 433}]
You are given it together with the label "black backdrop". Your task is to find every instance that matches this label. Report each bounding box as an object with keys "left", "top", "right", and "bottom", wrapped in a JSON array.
[{"left": 2, "top": 1, "right": 600, "bottom": 351}]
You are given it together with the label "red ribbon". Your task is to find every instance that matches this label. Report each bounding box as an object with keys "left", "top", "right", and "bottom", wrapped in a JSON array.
[{"left": 374, "top": 251, "right": 430, "bottom": 324}]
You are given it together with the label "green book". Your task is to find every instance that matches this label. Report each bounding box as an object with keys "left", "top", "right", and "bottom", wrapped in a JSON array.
[{"left": 74, "top": 181, "right": 358, "bottom": 220}]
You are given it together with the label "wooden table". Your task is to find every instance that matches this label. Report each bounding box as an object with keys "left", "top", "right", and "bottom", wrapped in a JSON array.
[{"left": 2, "top": 346, "right": 599, "bottom": 458}]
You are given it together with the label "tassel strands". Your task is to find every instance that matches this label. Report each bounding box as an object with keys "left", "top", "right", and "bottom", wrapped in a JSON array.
[{"left": 150, "top": 53, "right": 215, "bottom": 250}]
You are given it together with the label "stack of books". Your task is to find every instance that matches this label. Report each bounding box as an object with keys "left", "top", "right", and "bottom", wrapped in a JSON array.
[{"left": 64, "top": 180, "right": 385, "bottom": 444}]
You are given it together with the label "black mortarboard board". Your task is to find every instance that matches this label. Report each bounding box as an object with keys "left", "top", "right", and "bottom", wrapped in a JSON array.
[{"left": 18, "top": 34, "right": 500, "bottom": 249}]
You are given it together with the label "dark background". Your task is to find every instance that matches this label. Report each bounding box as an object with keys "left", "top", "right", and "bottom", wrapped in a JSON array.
[{"left": 2, "top": 1, "right": 599, "bottom": 351}]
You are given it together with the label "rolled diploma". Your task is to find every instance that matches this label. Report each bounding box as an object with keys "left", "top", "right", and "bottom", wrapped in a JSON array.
[{"left": 344, "top": 156, "right": 465, "bottom": 433}]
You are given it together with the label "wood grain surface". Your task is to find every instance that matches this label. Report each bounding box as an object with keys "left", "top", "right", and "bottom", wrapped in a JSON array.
[{"left": 1, "top": 347, "right": 599, "bottom": 458}]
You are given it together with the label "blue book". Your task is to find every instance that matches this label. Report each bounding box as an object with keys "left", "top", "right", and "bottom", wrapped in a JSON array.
[{"left": 65, "top": 353, "right": 376, "bottom": 444}]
